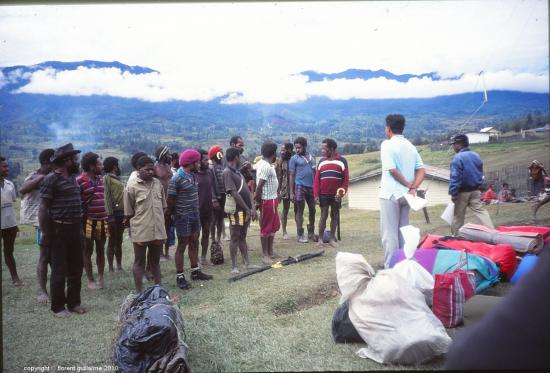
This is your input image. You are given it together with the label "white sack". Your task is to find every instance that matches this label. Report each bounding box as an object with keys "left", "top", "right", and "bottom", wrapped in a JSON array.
[
  {"left": 394, "top": 226, "right": 434, "bottom": 305},
  {"left": 335, "top": 252, "right": 451, "bottom": 365},
  {"left": 393, "top": 260, "right": 434, "bottom": 306},
  {"left": 335, "top": 252, "right": 375, "bottom": 304}
]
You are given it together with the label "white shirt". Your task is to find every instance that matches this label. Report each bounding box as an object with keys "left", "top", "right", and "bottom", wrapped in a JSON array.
[
  {"left": 256, "top": 159, "right": 279, "bottom": 200},
  {"left": 20, "top": 171, "right": 42, "bottom": 226},
  {"left": 1, "top": 179, "right": 17, "bottom": 229},
  {"left": 379, "top": 135, "right": 424, "bottom": 200}
]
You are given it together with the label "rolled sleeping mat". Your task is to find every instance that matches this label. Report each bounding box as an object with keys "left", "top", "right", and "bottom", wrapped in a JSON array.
[{"left": 458, "top": 223, "right": 544, "bottom": 254}]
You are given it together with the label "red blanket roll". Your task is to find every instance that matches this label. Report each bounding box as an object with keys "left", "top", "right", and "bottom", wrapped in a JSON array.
[
  {"left": 496, "top": 226, "right": 550, "bottom": 243},
  {"left": 418, "top": 234, "right": 517, "bottom": 280}
]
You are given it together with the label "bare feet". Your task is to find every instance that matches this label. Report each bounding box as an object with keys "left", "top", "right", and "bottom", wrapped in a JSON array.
[
  {"left": 315, "top": 241, "right": 325, "bottom": 248},
  {"left": 69, "top": 305, "right": 87, "bottom": 314},
  {"left": 12, "top": 279, "right": 24, "bottom": 287},
  {"left": 246, "top": 263, "right": 261, "bottom": 269},
  {"left": 261, "top": 256, "right": 272, "bottom": 265},
  {"left": 116, "top": 267, "right": 124, "bottom": 272},
  {"left": 53, "top": 309, "right": 71, "bottom": 318},
  {"left": 159, "top": 255, "right": 168, "bottom": 262},
  {"left": 97, "top": 278, "right": 104, "bottom": 289},
  {"left": 200, "top": 257, "right": 211, "bottom": 266},
  {"left": 108, "top": 267, "right": 115, "bottom": 272},
  {"left": 88, "top": 281, "right": 98, "bottom": 290},
  {"left": 271, "top": 252, "right": 283, "bottom": 259},
  {"left": 37, "top": 292, "right": 50, "bottom": 303},
  {"left": 328, "top": 240, "right": 338, "bottom": 248}
]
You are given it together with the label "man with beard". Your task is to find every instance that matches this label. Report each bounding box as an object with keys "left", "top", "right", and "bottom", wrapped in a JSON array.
[
  {"left": 103, "top": 157, "right": 125, "bottom": 272},
  {"left": 124, "top": 156, "right": 166, "bottom": 292},
  {"left": 209, "top": 145, "right": 227, "bottom": 244},
  {"left": 77, "top": 152, "right": 109, "bottom": 290},
  {"left": 195, "top": 149, "right": 219, "bottom": 266},
  {"left": 168, "top": 149, "right": 213, "bottom": 290},
  {"left": 1, "top": 156, "right": 23, "bottom": 287},
  {"left": 39, "top": 143, "right": 86, "bottom": 317},
  {"left": 20, "top": 148, "right": 55, "bottom": 301},
  {"left": 154, "top": 145, "right": 174, "bottom": 261},
  {"left": 314, "top": 138, "right": 349, "bottom": 248},
  {"left": 289, "top": 137, "right": 317, "bottom": 243},
  {"left": 275, "top": 143, "right": 293, "bottom": 240}
]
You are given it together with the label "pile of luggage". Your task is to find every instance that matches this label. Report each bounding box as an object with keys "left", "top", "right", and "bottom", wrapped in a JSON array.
[{"left": 332, "top": 224, "right": 549, "bottom": 365}]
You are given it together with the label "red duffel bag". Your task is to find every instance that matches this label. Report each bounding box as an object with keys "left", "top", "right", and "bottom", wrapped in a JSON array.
[
  {"left": 496, "top": 226, "right": 550, "bottom": 243},
  {"left": 418, "top": 234, "right": 517, "bottom": 280}
]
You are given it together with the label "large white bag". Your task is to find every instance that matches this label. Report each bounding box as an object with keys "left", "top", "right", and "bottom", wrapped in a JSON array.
[
  {"left": 335, "top": 252, "right": 451, "bottom": 365},
  {"left": 393, "top": 226, "right": 435, "bottom": 306}
]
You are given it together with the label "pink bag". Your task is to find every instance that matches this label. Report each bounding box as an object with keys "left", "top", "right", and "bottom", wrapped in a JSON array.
[{"left": 432, "top": 252, "right": 476, "bottom": 328}]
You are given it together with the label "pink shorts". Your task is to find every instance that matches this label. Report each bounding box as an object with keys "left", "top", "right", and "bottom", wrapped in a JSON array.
[{"left": 260, "top": 199, "right": 281, "bottom": 237}]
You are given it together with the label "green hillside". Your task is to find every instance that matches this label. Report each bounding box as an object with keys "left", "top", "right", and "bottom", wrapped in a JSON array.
[{"left": 347, "top": 137, "right": 550, "bottom": 178}]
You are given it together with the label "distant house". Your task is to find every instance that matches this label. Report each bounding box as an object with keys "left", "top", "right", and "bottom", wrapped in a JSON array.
[
  {"left": 347, "top": 165, "right": 451, "bottom": 211},
  {"left": 535, "top": 123, "right": 550, "bottom": 133},
  {"left": 480, "top": 127, "right": 502, "bottom": 136},
  {"left": 465, "top": 132, "right": 490, "bottom": 144}
]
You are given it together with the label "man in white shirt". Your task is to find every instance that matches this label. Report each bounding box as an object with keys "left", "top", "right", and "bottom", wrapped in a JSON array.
[
  {"left": 379, "top": 114, "right": 425, "bottom": 268},
  {"left": 1, "top": 156, "right": 22, "bottom": 286}
]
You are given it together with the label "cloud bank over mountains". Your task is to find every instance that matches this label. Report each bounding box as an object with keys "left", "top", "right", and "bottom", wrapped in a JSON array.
[{"left": 2, "top": 63, "right": 548, "bottom": 105}]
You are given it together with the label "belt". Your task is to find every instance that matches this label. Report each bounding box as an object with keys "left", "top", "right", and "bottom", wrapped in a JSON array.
[{"left": 53, "top": 219, "right": 79, "bottom": 225}]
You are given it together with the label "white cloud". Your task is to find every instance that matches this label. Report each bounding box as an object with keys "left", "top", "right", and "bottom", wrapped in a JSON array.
[
  {"left": 12, "top": 66, "right": 549, "bottom": 104},
  {"left": 1, "top": 1, "right": 547, "bottom": 103}
]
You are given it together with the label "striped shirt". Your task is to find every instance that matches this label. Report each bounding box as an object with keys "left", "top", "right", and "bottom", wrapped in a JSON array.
[
  {"left": 256, "top": 159, "right": 278, "bottom": 200},
  {"left": 168, "top": 168, "right": 199, "bottom": 217},
  {"left": 76, "top": 173, "right": 108, "bottom": 221},
  {"left": 314, "top": 153, "right": 349, "bottom": 198},
  {"left": 40, "top": 172, "right": 82, "bottom": 221}
]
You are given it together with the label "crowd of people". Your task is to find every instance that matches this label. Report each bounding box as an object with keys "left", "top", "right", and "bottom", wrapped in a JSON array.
[
  {"left": 0, "top": 134, "right": 350, "bottom": 317},
  {"left": 1, "top": 114, "right": 547, "bottom": 319}
]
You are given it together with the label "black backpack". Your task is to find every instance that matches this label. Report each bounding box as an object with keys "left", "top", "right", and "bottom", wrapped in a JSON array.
[{"left": 210, "top": 241, "right": 224, "bottom": 265}]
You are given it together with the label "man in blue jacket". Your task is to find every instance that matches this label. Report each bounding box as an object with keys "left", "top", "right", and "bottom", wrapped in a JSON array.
[{"left": 448, "top": 134, "right": 493, "bottom": 235}]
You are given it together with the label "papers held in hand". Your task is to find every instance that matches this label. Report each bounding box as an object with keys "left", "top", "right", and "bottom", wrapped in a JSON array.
[
  {"left": 440, "top": 202, "right": 455, "bottom": 226},
  {"left": 404, "top": 193, "right": 428, "bottom": 211}
]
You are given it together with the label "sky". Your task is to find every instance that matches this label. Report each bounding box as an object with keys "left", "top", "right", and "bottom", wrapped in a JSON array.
[{"left": 0, "top": 1, "right": 548, "bottom": 104}]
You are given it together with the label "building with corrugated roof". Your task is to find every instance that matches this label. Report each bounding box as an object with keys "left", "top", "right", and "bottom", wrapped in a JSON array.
[{"left": 347, "top": 165, "right": 451, "bottom": 210}]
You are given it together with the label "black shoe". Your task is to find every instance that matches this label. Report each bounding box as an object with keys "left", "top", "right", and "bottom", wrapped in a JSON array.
[
  {"left": 191, "top": 269, "right": 213, "bottom": 281},
  {"left": 176, "top": 275, "right": 192, "bottom": 289}
]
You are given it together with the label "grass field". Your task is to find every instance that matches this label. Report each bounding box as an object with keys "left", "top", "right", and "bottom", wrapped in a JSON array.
[
  {"left": 3, "top": 200, "right": 550, "bottom": 372},
  {"left": 346, "top": 137, "right": 550, "bottom": 178}
]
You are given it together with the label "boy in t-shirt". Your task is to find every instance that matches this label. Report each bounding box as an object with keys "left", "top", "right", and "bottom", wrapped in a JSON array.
[
  {"left": 255, "top": 142, "right": 281, "bottom": 264},
  {"left": 313, "top": 138, "right": 349, "bottom": 248}
]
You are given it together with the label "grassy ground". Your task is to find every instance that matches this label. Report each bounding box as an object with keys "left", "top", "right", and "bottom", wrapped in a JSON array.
[
  {"left": 2, "top": 201, "right": 550, "bottom": 372},
  {"left": 346, "top": 138, "right": 550, "bottom": 178}
]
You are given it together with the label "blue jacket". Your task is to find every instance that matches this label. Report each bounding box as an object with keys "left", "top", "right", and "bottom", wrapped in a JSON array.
[{"left": 449, "top": 148, "right": 484, "bottom": 196}]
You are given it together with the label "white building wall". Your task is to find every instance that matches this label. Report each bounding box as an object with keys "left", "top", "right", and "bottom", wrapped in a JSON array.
[
  {"left": 465, "top": 132, "right": 490, "bottom": 144},
  {"left": 348, "top": 175, "right": 451, "bottom": 211}
]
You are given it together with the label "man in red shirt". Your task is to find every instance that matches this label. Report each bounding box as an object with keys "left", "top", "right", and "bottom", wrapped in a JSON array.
[{"left": 314, "top": 138, "right": 349, "bottom": 248}]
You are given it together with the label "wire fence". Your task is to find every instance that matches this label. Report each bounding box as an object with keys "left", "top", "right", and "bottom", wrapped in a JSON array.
[{"left": 485, "top": 159, "right": 550, "bottom": 197}]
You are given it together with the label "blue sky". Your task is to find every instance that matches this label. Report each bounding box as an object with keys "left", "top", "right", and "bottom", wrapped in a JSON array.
[{"left": 0, "top": 1, "right": 548, "bottom": 103}]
